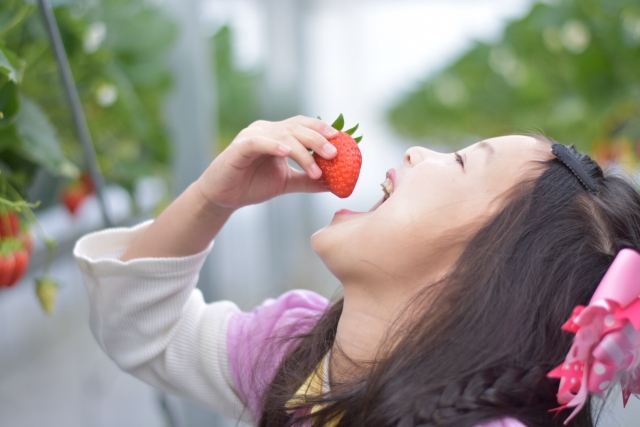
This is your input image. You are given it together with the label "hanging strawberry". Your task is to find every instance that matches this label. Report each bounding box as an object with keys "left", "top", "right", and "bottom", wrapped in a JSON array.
[
  {"left": 9, "top": 246, "right": 29, "bottom": 286},
  {"left": 36, "top": 277, "right": 58, "bottom": 315},
  {"left": 0, "top": 244, "right": 16, "bottom": 288},
  {"left": 312, "top": 114, "right": 363, "bottom": 198},
  {"left": 0, "top": 179, "right": 59, "bottom": 313},
  {"left": 0, "top": 212, "right": 20, "bottom": 237},
  {"left": 61, "top": 184, "right": 89, "bottom": 214},
  {"left": 0, "top": 238, "right": 31, "bottom": 288},
  {"left": 61, "top": 170, "right": 97, "bottom": 215},
  {"left": 80, "top": 171, "right": 95, "bottom": 194}
]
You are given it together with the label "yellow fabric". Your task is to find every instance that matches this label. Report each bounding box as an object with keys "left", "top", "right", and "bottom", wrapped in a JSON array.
[{"left": 285, "top": 354, "right": 341, "bottom": 426}]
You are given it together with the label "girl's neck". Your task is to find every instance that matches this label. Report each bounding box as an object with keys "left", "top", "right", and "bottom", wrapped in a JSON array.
[
  {"left": 329, "top": 286, "right": 408, "bottom": 384},
  {"left": 330, "top": 264, "right": 454, "bottom": 385}
]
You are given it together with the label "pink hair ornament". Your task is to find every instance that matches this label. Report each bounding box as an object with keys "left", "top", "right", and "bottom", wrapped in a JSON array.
[{"left": 548, "top": 248, "right": 640, "bottom": 424}]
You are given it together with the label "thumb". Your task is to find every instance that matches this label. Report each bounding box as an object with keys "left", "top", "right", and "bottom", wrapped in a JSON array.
[{"left": 283, "top": 168, "right": 328, "bottom": 195}]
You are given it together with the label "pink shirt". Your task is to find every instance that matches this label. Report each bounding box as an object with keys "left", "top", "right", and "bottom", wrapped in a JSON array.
[{"left": 227, "top": 290, "right": 526, "bottom": 427}]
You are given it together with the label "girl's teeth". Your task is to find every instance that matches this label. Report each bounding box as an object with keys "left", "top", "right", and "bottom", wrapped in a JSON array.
[{"left": 381, "top": 177, "right": 394, "bottom": 196}]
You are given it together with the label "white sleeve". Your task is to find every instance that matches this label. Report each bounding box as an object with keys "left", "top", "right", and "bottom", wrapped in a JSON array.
[{"left": 73, "top": 220, "right": 249, "bottom": 421}]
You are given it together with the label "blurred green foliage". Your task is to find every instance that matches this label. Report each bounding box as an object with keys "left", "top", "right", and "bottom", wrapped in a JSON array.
[
  {"left": 388, "top": 0, "right": 640, "bottom": 161},
  {"left": 212, "top": 24, "right": 261, "bottom": 151},
  {"left": 0, "top": 0, "right": 176, "bottom": 198}
]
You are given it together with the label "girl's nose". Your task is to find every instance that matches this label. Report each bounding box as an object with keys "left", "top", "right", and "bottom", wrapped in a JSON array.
[{"left": 404, "top": 146, "right": 430, "bottom": 166}]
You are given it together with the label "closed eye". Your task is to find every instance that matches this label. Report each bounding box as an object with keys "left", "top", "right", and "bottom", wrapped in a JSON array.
[{"left": 455, "top": 152, "right": 464, "bottom": 168}]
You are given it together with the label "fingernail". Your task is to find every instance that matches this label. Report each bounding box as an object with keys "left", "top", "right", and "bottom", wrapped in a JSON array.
[
  {"left": 278, "top": 144, "right": 291, "bottom": 155},
  {"left": 326, "top": 127, "right": 339, "bottom": 137},
  {"left": 323, "top": 143, "right": 337, "bottom": 156},
  {"left": 310, "top": 163, "right": 322, "bottom": 178}
]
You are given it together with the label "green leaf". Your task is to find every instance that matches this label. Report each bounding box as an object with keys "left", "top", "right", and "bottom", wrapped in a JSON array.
[
  {"left": 13, "top": 96, "right": 79, "bottom": 179},
  {"left": 0, "top": 124, "right": 21, "bottom": 151},
  {"left": 0, "top": 47, "right": 19, "bottom": 83},
  {"left": 317, "top": 116, "right": 322, "bottom": 120},
  {"left": 20, "top": 0, "right": 80, "bottom": 6},
  {"left": 354, "top": 135, "right": 363, "bottom": 143},
  {"left": 331, "top": 113, "right": 344, "bottom": 131},
  {"left": 0, "top": 46, "right": 22, "bottom": 128},
  {"left": 345, "top": 123, "right": 359, "bottom": 135},
  {"left": 0, "top": 81, "right": 20, "bottom": 128},
  {"left": 0, "top": 5, "right": 34, "bottom": 39}
]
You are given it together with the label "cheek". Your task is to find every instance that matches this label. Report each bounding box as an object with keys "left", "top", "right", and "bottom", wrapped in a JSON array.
[
  {"left": 392, "top": 176, "right": 487, "bottom": 237},
  {"left": 311, "top": 219, "right": 367, "bottom": 268},
  {"left": 311, "top": 214, "right": 414, "bottom": 279}
]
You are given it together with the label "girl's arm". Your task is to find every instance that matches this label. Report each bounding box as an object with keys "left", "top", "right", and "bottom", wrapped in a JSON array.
[
  {"left": 119, "top": 182, "right": 234, "bottom": 261},
  {"left": 121, "top": 116, "right": 339, "bottom": 261},
  {"left": 75, "top": 116, "right": 339, "bottom": 420}
]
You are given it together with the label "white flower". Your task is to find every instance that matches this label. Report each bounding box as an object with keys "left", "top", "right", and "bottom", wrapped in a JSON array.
[
  {"left": 561, "top": 20, "right": 591, "bottom": 54},
  {"left": 95, "top": 83, "right": 118, "bottom": 107},
  {"left": 84, "top": 22, "right": 107, "bottom": 54}
]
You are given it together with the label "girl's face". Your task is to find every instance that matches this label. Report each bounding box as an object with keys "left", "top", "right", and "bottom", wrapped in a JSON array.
[{"left": 312, "top": 135, "right": 552, "bottom": 288}]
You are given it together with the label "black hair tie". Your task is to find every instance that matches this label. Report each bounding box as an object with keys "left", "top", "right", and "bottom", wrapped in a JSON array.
[{"left": 551, "top": 143, "right": 599, "bottom": 195}]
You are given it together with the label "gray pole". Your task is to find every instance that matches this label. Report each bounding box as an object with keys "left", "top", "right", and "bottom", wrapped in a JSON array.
[{"left": 36, "top": 0, "right": 113, "bottom": 228}]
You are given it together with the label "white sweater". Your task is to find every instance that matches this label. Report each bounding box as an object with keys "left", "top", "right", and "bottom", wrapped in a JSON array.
[{"left": 73, "top": 220, "right": 249, "bottom": 421}]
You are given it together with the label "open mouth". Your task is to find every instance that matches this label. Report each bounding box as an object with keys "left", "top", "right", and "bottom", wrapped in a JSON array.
[
  {"left": 369, "top": 171, "right": 394, "bottom": 212},
  {"left": 381, "top": 175, "right": 393, "bottom": 201}
]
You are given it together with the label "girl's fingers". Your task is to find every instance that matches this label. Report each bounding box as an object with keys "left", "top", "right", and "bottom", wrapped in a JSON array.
[
  {"left": 286, "top": 116, "right": 339, "bottom": 140},
  {"left": 284, "top": 168, "right": 328, "bottom": 195},
  {"left": 290, "top": 125, "right": 338, "bottom": 160},
  {"left": 232, "top": 136, "right": 290, "bottom": 168},
  {"left": 283, "top": 135, "right": 324, "bottom": 179}
]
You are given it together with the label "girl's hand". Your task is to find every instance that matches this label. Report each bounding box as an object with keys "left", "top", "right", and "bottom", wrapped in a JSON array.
[{"left": 196, "top": 116, "right": 340, "bottom": 210}]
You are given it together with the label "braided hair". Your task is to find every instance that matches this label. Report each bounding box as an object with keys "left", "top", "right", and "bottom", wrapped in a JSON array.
[{"left": 259, "top": 138, "right": 640, "bottom": 427}]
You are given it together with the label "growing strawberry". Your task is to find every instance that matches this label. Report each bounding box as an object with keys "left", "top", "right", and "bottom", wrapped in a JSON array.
[
  {"left": 0, "top": 239, "right": 31, "bottom": 287},
  {"left": 62, "top": 184, "right": 89, "bottom": 214},
  {"left": 9, "top": 247, "right": 29, "bottom": 286},
  {"left": 313, "top": 114, "right": 363, "bottom": 198},
  {"left": 80, "top": 171, "right": 96, "bottom": 194},
  {"left": 36, "top": 277, "right": 58, "bottom": 315},
  {"left": 0, "top": 212, "right": 20, "bottom": 237},
  {"left": 0, "top": 246, "right": 16, "bottom": 288}
]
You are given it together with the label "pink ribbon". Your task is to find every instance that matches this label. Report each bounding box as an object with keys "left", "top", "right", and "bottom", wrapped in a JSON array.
[{"left": 548, "top": 248, "right": 640, "bottom": 424}]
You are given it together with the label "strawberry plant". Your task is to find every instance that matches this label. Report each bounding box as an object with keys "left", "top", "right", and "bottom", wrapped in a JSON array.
[
  {"left": 388, "top": 0, "right": 640, "bottom": 170},
  {"left": 0, "top": 0, "right": 177, "bottom": 313}
]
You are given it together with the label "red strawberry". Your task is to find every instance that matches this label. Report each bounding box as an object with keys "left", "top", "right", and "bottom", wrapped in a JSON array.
[
  {"left": 80, "top": 171, "right": 95, "bottom": 194},
  {"left": 18, "top": 231, "right": 34, "bottom": 255},
  {"left": 0, "top": 251, "right": 15, "bottom": 288},
  {"left": 0, "top": 212, "right": 20, "bottom": 238},
  {"left": 313, "top": 114, "right": 363, "bottom": 198},
  {"left": 62, "top": 185, "right": 89, "bottom": 214},
  {"left": 8, "top": 248, "right": 29, "bottom": 287}
]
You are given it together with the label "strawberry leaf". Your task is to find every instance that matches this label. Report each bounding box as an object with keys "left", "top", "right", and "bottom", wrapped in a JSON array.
[
  {"left": 331, "top": 114, "right": 344, "bottom": 131},
  {"left": 345, "top": 123, "right": 359, "bottom": 135},
  {"left": 354, "top": 135, "right": 363, "bottom": 143}
]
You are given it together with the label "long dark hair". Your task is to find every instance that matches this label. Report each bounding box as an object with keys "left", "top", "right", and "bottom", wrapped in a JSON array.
[{"left": 259, "top": 141, "right": 640, "bottom": 427}]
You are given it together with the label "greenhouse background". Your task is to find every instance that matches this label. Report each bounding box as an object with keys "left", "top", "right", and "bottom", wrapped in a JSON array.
[{"left": 1, "top": 0, "right": 640, "bottom": 426}]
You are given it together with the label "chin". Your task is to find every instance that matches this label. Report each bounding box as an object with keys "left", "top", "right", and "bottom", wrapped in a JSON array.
[
  {"left": 311, "top": 216, "right": 372, "bottom": 283},
  {"left": 310, "top": 225, "right": 333, "bottom": 261}
]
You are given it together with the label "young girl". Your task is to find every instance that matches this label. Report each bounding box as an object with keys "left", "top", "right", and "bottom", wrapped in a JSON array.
[{"left": 74, "top": 116, "right": 640, "bottom": 426}]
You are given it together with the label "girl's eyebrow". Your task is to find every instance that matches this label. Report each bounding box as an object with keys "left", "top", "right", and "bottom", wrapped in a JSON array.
[{"left": 477, "top": 141, "right": 496, "bottom": 164}]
